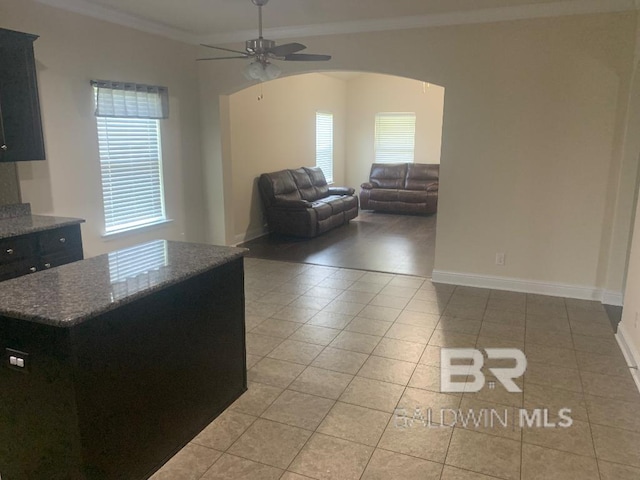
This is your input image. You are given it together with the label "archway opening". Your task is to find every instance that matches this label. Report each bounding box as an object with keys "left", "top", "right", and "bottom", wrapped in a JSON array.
[{"left": 226, "top": 71, "right": 445, "bottom": 277}]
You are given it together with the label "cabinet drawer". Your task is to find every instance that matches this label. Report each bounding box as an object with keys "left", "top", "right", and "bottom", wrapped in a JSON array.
[
  {"left": 38, "top": 225, "right": 82, "bottom": 255},
  {"left": 0, "top": 235, "right": 36, "bottom": 264},
  {"left": 40, "top": 248, "right": 83, "bottom": 270},
  {"left": 0, "top": 258, "right": 38, "bottom": 281}
]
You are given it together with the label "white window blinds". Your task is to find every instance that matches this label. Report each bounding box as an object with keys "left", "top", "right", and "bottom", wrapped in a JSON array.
[
  {"left": 374, "top": 113, "right": 416, "bottom": 164},
  {"left": 93, "top": 80, "right": 168, "bottom": 235},
  {"left": 97, "top": 116, "right": 166, "bottom": 234},
  {"left": 316, "top": 112, "right": 334, "bottom": 183}
]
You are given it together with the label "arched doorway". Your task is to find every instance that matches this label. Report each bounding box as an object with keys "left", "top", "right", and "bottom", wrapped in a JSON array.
[{"left": 224, "top": 71, "right": 445, "bottom": 277}]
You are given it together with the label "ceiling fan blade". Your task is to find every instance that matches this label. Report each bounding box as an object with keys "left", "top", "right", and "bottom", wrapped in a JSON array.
[
  {"left": 200, "top": 44, "right": 248, "bottom": 56},
  {"left": 268, "top": 42, "right": 306, "bottom": 57},
  {"left": 284, "top": 53, "right": 332, "bottom": 61},
  {"left": 196, "top": 56, "right": 250, "bottom": 61}
]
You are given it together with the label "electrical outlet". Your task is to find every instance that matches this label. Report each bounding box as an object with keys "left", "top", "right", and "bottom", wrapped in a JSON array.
[
  {"left": 6, "top": 348, "right": 29, "bottom": 373},
  {"left": 495, "top": 253, "right": 506, "bottom": 266}
]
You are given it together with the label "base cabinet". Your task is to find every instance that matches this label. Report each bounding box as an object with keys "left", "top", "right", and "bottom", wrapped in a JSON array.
[
  {"left": 0, "top": 258, "right": 247, "bottom": 480},
  {"left": 0, "top": 224, "right": 83, "bottom": 282}
]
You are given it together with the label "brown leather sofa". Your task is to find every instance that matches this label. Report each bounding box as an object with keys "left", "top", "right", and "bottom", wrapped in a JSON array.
[
  {"left": 360, "top": 163, "right": 439, "bottom": 214},
  {"left": 258, "top": 166, "right": 359, "bottom": 237}
]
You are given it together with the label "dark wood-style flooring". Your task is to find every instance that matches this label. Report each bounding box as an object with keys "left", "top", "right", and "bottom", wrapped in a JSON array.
[{"left": 240, "top": 212, "right": 437, "bottom": 277}]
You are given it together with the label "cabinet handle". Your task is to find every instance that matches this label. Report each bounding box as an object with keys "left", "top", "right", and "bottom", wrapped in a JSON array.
[
  {"left": 44, "top": 263, "right": 51, "bottom": 269},
  {"left": 6, "top": 248, "right": 13, "bottom": 255},
  {"left": 59, "top": 237, "right": 66, "bottom": 243},
  {"left": 29, "top": 267, "right": 37, "bottom": 273}
]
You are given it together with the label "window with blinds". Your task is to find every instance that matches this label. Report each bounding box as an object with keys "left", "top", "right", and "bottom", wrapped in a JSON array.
[
  {"left": 316, "top": 112, "right": 334, "bottom": 183},
  {"left": 374, "top": 113, "right": 416, "bottom": 164},
  {"left": 93, "top": 81, "right": 168, "bottom": 235},
  {"left": 97, "top": 116, "right": 166, "bottom": 234}
]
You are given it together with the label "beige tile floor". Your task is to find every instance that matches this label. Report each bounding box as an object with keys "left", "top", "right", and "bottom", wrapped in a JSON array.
[{"left": 151, "top": 259, "right": 640, "bottom": 480}]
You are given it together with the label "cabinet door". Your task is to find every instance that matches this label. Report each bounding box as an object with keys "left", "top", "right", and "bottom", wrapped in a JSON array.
[{"left": 0, "top": 28, "right": 45, "bottom": 162}]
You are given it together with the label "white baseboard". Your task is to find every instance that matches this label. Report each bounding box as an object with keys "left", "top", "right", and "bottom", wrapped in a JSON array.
[
  {"left": 615, "top": 324, "right": 640, "bottom": 393},
  {"left": 233, "top": 227, "right": 268, "bottom": 246},
  {"left": 602, "top": 290, "right": 624, "bottom": 306},
  {"left": 431, "top": 270, "right": 623, "bottom": 304}
]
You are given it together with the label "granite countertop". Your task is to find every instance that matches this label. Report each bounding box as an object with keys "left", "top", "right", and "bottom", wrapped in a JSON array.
[
  {"left": 0, "top": 240, "right": 247, "bottom": 327},
  {"left": 0, "top": 214, "right": 85, "bottom": 239}
]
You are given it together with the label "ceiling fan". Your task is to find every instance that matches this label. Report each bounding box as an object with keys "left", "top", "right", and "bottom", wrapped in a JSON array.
[{"left": 198, "top": 0, "right": 331, "bottom": 81}]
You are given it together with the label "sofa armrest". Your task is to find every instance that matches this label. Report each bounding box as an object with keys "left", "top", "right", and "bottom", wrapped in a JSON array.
[
  {"left": 360, "top": 182, "right": 375, "bottom": 189},
  {"left": 272, "top": 199, "right": 312, "bottom": 209},
  {"left": 328, "top": 186, "right": 355, "bottom": 196}
]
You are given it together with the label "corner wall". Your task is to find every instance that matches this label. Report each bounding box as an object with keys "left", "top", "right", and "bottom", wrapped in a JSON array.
[
  {"left": 618, "top": 177, "right": 640, "bottom": 387},
  {"left": 1, "top": 0, "right": 205, "bottom": 257},
  {"left": 227, "top": 73, "right": 348, "bottom": 243},
  {"left": 345, "top": 73, "right": 445, "bottom": 188}
]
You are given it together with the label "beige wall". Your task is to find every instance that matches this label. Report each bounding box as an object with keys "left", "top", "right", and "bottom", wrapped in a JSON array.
[
  {"left": 227, "top": 73, "right": 347, "bottom": 243},
  {"left": 200, "top": 12, "right": 639, "bottom": 299},
  {"left": 1, "top": 0, "right": 205, "bottom": 257},
  {"left": 620, "top": 180, "right": 640, "bottom": 364},
  {"left": 604, "top": 18, "right": 640, "bottom": 300},
  {"left": 618, "top": 19, "right": 640, "bottom": 363},
  {"left": 345, "top": 74, "right": 445, "bottom": 188}
]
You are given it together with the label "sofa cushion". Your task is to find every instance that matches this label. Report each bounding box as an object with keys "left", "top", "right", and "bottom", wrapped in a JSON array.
[
  {"left": 369, "top": 163, "right": 407, "bottom": 189},
  {"left": 310, "top": 200, "right": 333, "bottom": 221},
  {"left": 398, "top": 190, "right": 429, "bottom": 204},
  {"left": 290, "top": 168, "right": 316, "bottom": 201},
  {"left": 304, "top": 167, "right": 330, "bottom": 199},
  {"left": 405, "top": 164, "right": 439, "bottom": 190},
  {"left": 260, "top": 170, "right": 302, "bottom": 205},
  {"left": 369, "top": 188, "right": 400, "bottom": 202},
  {"left": 315, "top": 195, "right": 358, "bottom": 216},
  {"left": 290, "top": 167, "right": 330, "bottom": 201}
]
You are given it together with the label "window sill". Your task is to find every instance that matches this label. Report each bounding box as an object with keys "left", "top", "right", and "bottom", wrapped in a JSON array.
[{"left": 101, "top": 219, "right": 174, "bottom": 240}]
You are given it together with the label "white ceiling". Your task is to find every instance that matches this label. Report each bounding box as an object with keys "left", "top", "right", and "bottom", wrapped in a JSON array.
[
  {"left": 37, "top": 0, "right": 639, "bottom": 44},
  {"left": 66, "top": 0, "right": 565, "bottom": 35}
]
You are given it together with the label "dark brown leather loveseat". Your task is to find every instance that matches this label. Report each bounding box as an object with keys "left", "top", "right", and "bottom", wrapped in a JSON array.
[
  {"left": 360, "top": 163, "right": 439, "bottom": 214},
  {"left": 258, "top": 166, "right": 359, "bottom": 237}
]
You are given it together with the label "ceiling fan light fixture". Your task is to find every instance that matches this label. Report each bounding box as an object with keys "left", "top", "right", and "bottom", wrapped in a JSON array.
[
  {"left": 264, "top": 62, "right": 281, "bottom": 80},
  {"left": 199, "top": 0, "right": 330, "bottom": 75},
  {"left": 243, "top": 60, "right": 281, "bottom": 82}
]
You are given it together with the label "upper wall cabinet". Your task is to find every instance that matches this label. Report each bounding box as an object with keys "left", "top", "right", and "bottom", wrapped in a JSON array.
[{"left": 0, "top": 28, "right": 45, "bottom": 162}]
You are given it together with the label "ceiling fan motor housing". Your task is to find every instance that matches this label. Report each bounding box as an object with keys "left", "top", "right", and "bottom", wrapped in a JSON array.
[{"left": 246, "top": 38, "right": 276, "bottom": 54}]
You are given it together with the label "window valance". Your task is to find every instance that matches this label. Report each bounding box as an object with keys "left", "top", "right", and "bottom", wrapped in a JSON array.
[{"left": 91, "top": 80, "right": 169, "bottom": 119}]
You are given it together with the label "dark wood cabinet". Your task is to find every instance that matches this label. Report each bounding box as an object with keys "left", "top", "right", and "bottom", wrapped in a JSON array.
[
  {"left": 0, "top": 225, "right": 83, "bottom": 282},
  {"left": 0, "top": 28, "right": 45, "bottom": 162},
  {"left": 0, "top": 254, "right": 246, "bottom": 480}
]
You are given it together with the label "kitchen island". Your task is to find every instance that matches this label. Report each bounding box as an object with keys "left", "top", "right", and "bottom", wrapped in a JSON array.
[{"left": 0, "top": 240, "right": 247, "bottom": 480}]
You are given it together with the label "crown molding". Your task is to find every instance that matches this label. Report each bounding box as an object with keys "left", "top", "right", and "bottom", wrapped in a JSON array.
[
  {"left": 36, "top": 0, "right": 639, "bottom": 46},
  {"left": 35, "top": 0, "right": 199, "bottom": 44},
  {"left": 201, "top": 0, "right": 640, "bottom": 44}
]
